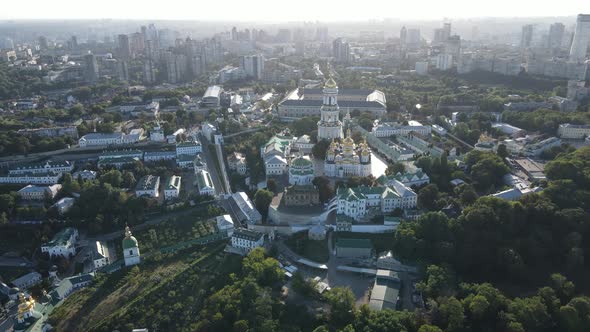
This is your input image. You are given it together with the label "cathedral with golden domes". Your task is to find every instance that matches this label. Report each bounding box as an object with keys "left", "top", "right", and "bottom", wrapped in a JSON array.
[{"left": 324, "top": 128, "right": 372, "bottom": 178}]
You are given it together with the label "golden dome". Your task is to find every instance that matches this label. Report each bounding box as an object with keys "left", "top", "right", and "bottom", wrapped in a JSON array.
[{"left": 324, "top": 77, "right": 337, "bottom": 89}]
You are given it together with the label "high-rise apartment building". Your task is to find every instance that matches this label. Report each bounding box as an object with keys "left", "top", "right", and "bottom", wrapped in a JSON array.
[
  {"left": 333, "top": 38, "right": 351, "bottom": 63},
  {"left": 548, "top": 23, "right": 565, "bottom": 50},
  {"left": 118, "top": 34, "right": 131, "bottom": 60},
  {"left": 521, "top": 24, "right": 534, "bottom": 48},
  {"left": 240, "top": 55, "right": 265, "bottom": 80},
  {"left": 570, "top": 14, "right": 590, "bottom": 62},
  {"left": 84, "top": 53, "right": 99, "bottom": 83}
]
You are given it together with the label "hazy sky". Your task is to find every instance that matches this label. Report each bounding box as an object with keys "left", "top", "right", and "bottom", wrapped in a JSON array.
[{"left": 0, "top": 0, "right": 587, "bottom": 21}]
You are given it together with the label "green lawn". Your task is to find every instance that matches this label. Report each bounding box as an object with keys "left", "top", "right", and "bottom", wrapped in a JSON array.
[
  {"left": 285, "top": 232, "right": 329, "bottom": 263},
  {"left": 332, "top": 232, "right": 396, "bottom": 255}
]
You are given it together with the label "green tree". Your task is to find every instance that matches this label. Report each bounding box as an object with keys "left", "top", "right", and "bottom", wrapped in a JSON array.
[
  {"left": 254, "top": 189, "right": 274, "bottom": 221},
  {"left": 418, "top": 325, "right": 443, "bottom": 332},
  {"left": 324, "top": 287, "right": 356, "bottom": 328},
  {"left": 418, "top": 184, "right": 441, "bottom": 210}
]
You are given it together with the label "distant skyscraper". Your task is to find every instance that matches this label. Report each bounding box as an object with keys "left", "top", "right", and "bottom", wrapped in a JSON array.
[
  {"left": 569, "top": 14, "right": 590, "bottom": 62},
  {"left": 407, "top": 29, "right": 421, "bottom": 48},
  {"left": 84, "top": 53, "right": 99, "bottom": 83},
  {"left": 316, "top": 26, "right": 329, "bottom": 42},
  {"left": 433, "top": 22, "right": 451, "bottom": 44},
  {"left": 444, "top": 35, "right": 461, "bottom": 58},
  {"left": 143, "top": 61, "right": 156, "bottom": 84},
  {"left": 400, "top": 26, "right": 407, "bottom": 47},
  {"left": 38, "top": 36, "right": 48, "bottom": 50},
  {"left": 276, "top": 29, "right": 292, "bottom": 43},
  {"left": 118, "top": 34, "right": 131, "bottom": 60},
  {"left": 118, "top": 60, "right": 129, "bottom": 81},
  {"left": 443, "top": 23, "right": 452, "bottom": 39},
  {"left": 165, "top": 51, "right": 188, "bottom": 84},
  {"left": 548, "top": 23, "right": 565, "bottom": 50},
  {"left": 521, "top": 25, "right": 534, "bottom": 48},
  {"left": 231, "top": 27, "right": 238, "bottom": 41},
  {"left": 332, "top": 38, "right": 351, "bottom": 63},
  {"left": 69, "top": 36, "right": 78, "bottom": 49},
  {"left": 240, "top": 55, "right": 265, "bottom": 80},
  {"left": 191, "top": 55, "right": 202, "bottom": 77}
]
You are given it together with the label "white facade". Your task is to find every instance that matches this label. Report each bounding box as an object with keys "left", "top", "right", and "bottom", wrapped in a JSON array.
[
  {"left": 150, "top": 124, "right": 165, "bottom": 142},
  {"left": 324, "top": 130, "right": 372, "bottom": 178},
  {"left": 93, "top": 241, "right": 109, "bottom": 269},
  {"left": 135, "top": 175, "right": 160, "bottom": 198},
  {"left": 337, "top": 181, "right": 417, "bottom": 221},
  {"left": 164, "top": 175, "right": 181, "bottom": 200},
  {"left": 123, "top": 226, "right": 141, "bottom": 267},
  {"left": 289, "top": 155, "right": 315, "bottom": 185},
  {"left": 228, "top": 152, "right": 248, "bottom": 175},
  {"left": 558, "top": 123, "right": 590, "bottom": 139},
  {"left": 372, "top": 121, "right": 432, "bottom": 137},
  {"left": 265, "top": 155, "right": 288, "bottom": 176},
  {"left": 317, "top": 78, "right": 344, "bottom": 140},
  {"left": 0, "top": 172, "right": 61, "bottom": 185},
  {"left": 231, "top": 228, "right": 264, "bottom": 252},
  {"left": 72, "top": 170, "right": 97, "bottom": 181},
  {"left": 52, "top": 197, "right": 75, "bottom": 215},
  {"left": 41, "top": 227, "right": 78, "bottom": 258},
  {"left": 9, "top": 160, "right": 73, "bottom": 175},
  {"left": 197, "top": 170, "right": 215, "bottom": 196},
  {"left": 415, "top": 61, "right": 429, "bottom": 75},
  {"left": 201, "top": 122, "right": 217, "bottom": 142},
  {"left": 436, "top": 54, "right": 453, "bottom": 70},
  {"left": 18, "top": 184, "right": 61, "bottom": 200},
  {"left": 176, "top": 141, "right": 202, "bottom": 156},
  {"left": 144, "top": 151, "right": 176, "bottom": 162},
  {"left": 525, "top": 137, "right": 562, "bottom": 157},
  {"left": 216, "top": 214, "right": 235, "bottom": 237}
]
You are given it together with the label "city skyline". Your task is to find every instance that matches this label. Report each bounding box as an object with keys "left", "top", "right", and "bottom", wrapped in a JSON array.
[{"left": 0, "top": 0, "right": 588, "bottom": 21}]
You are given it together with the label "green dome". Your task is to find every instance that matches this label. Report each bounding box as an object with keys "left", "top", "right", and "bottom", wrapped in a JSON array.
[
  {"left": 292, "top": 156, "right": 312, "bottom": 167},
  {"left": 123, "top": 236, "right": 138, "bottom": 249}
]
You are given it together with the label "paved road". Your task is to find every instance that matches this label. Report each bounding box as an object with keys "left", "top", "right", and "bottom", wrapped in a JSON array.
[
  {"left": 275, "top": 232, "right": 373, "bottom": 305},
  {"left": 199, "top": 134, "right": 226, "bottom": 195}
]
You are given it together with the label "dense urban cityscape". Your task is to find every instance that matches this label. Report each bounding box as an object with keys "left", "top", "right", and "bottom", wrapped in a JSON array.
[{"left": 0, "top": 5, "right": 589, "bottom": 332}]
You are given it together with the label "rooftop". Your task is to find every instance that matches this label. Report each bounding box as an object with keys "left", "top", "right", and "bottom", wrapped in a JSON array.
[
  {"left": 43, "top": 227, "right": 76, "bottom": 248},
  {"left": 233, "top": 228, "right": 263, "bottom": 242},
  {"left": 136, "top": 175, "right": 160, "bottom": 191},
  {"left": 336, "top": 238, "right": 372, "bottom": 249}
]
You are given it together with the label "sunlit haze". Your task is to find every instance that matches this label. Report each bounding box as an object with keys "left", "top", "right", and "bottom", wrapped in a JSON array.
[{"left": 0, "top": 0, "right": 587, "bottom": 21}]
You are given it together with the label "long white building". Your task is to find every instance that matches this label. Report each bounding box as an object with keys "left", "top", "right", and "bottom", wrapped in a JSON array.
[
  {"left": 0, "top": 172, "right": 62, "bottom": 185},
  {"left": 558, "top": 123, "right": 590, "bottom": 139},
  {"left": 9, "top": 161, "right": 74, "bottom": 175},
  {"left": 372, "top": 121, "right": 432, "bottom": 137},
  {"left": 278, "top": 86, "right": 386, "bottom": 119},
  {"left": 196, "top": 170, "right": 215, "bottom": 196},
  {"left": 41, "top": 227, "right": 78, "bottom": 258},
  {"left": 78, "top": 132, "right": 140, "bottom": 147},
  {"left": 336, "top": 180, "right": 417, "bottom": 221}
]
